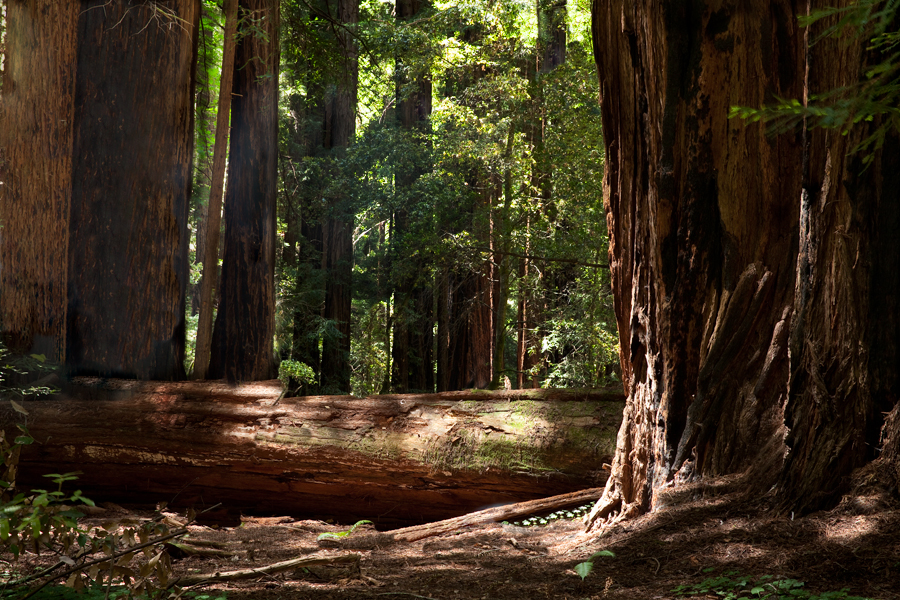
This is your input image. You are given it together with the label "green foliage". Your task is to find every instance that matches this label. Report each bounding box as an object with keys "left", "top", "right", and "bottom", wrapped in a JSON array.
[
  {"left": 316, "top": 519, "right": 373, "bottom": 542},
  {"left": 278, "top": 359, "right": 317, "bottom": 391},
  {"left": 730, "top": 0, "right": 900, "bottom": 166},
  {"left": 573, "top": 550, "right": 615, "bottom": 581},
  {"left": 0, "top": 341, "right": 59, "bottom": 401},
  {"left": 672, "top": 570, "right": 874, "bottom": 600},
  {"left": 274, "top": 0, "right": 616, "bottom": 392}
]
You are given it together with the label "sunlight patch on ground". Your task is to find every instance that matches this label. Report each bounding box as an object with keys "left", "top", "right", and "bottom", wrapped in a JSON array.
[{"left": 821, "top": 515, "right": 879, "bottom": 543}]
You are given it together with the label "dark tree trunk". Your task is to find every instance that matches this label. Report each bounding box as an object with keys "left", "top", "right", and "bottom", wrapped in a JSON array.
[
  {"left": 538, "top": 0, "right": 566, "bottom": 72},
  {"left": 0, "top": 1, "right": 79, "bottom": 363},
  {"left": 587, "top": 1, "right": 806, "bottom": 526},
  {"left": 65, "top": 0, "right": 199, "bottom": 380},
  {"left": 391, "top": 0, "right": 433, "bottom": 393},
  {"left": 521, "top": 0, "right": 567, "bottom": 389},
  {"left": 319, "top": 0, "right": 358, "bottom": 393},
  {"left": 209, "top": 0, "right": 279, "bottom": 381},
  {"left": 778, "top": 19, "right": 900, "bottom": 512}
]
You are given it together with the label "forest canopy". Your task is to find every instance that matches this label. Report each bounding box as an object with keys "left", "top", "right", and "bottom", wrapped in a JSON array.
[{"left": 0, "top": 0, "right": 615, "bottom": 395}]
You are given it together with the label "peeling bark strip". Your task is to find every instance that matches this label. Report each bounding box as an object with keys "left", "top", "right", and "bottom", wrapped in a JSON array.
[
  {"left": 588, "top": 1, "right": 805, "bottom": 525},
  {"left": 6, "top": 380, "right": 623, "bottom": 527}
]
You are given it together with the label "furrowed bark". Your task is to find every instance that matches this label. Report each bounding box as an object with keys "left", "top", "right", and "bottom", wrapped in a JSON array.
[
  {"left": 778, "top": 9, "right": 900, "bottom": 511},
  {"left": 0, "top": 1, "right": 78, "bottom": 363},
  {"left": 209, "top": 0, "right": 279, "bottom": 381},
  {"left": 67, "top": 0, "right": 199, "bottom": 379},
  {"left": 587, "top": 1, "right": 805, "bottom": 527}
]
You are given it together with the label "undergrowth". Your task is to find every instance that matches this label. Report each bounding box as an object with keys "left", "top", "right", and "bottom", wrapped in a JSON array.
[{"left": 673, "top": 569, "right": 875, "bottom": 600}]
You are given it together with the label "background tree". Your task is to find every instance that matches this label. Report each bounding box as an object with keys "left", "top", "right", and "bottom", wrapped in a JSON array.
[
  {"left": 209, "top": 0, "right": 280, "bottom": 381},
  {"left": 319, "top": 0, "right": 359, "bottom": 393}
]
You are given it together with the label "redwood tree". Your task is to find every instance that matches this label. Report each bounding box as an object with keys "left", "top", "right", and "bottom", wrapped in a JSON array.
[
  {"left": 319, "top": 0, "right": 358, "bottom": 393},
  {"left": 587, "top": 0, "right": 900, "bottom": 528},
  {"left": 391, "top": 0, "right": 433, "bottom": 393},
  {"left": 587, "top": 1, "right": 805, "bottom": 525},
  {"left": 209, "top": 0, "right": 280, "bottom": 381},
  {"left": 0, "top": 1, "right": 79, "bottom": 363},
  {"left": 2, "top": 1, "right": 199, "bottom": 379}
]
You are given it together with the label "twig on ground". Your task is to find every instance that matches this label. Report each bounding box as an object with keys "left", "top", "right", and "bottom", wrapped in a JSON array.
[
  {"left": 374, "top": 593, "right": 441, "bottom": 600},
  {"left": 172, "top": 553, "right": 361, "bottom": 587}
]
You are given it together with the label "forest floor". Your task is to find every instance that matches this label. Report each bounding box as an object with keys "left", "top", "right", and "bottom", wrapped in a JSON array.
[{"left": 59, "top": 474, "right": 900, "bottom": 600}]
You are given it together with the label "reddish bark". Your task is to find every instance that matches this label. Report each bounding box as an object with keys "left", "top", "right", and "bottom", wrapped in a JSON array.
[{"left": 6, "top": 379, "right": 624, "bottom": 528}]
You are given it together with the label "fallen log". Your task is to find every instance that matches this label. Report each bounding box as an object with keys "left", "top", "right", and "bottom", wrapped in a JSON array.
[{"left": 2, "top": 378, "right": 624, "bottom": 527}]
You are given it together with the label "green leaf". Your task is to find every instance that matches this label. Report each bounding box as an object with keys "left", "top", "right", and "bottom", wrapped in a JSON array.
[
  {"left": 588, "top": 550, "right": 615, "bottom": 560},
  {"left": 574, "top": 560, "right": 594, "bottom": 580}
]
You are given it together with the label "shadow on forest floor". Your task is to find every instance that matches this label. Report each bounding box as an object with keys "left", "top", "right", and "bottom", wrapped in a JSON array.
[{"left": 14, "top": 475, "right": 900, "bottom": 599}]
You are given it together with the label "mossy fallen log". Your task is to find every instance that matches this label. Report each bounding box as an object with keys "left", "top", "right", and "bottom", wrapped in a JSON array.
[{"left": 2, "top": 378, "right": 624, "bottom": 527}]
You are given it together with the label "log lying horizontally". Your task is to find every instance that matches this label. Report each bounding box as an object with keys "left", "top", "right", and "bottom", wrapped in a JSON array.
[{"left": 3, "top": 378, "right": 624, "bottom": 527}]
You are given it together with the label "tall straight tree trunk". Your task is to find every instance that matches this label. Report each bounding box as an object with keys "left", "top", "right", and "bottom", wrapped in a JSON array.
[
  {"left": 519, "top": 0, "right": 567, "bottom": 388},
  {"left": 194, "top": 0, "right": 239, "bottom": 380},
  {"left": 490, "top": 128, "right": 515, "bottom": 389},
  {"left": 319, "top": 0, "right": 358, "bottom": 393},
  {"left": 0, "top": 1, "right": 79, "bottom": 363},
  {"left": 391, "top": 0, "right": 433, "bottom": 393},
  {"left": 209, "top": 0, "right": 279, "bottom": 381},
  {"left": 65, "top": 0, "right": 199, "bottom": 379},
  {"left": 587, "top": 1, "right": 806, "bottom": 526}
]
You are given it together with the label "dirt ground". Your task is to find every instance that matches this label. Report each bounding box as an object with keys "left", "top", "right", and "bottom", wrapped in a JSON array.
[
  {"left": 47, "top": 474, "right": 895, "bottom": 600},
  {"left": 10, "top": 474, "right": 900, "bottom": 600}
]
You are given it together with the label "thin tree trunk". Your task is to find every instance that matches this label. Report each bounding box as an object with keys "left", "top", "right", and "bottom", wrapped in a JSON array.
[
  {"left": 66, "top": 0, "right": 199, "bottom": 379},
  {"left": 208, "top": 0, "right": 279, "bottom": 381},
  {"left": 320, "top": 0, "right": 358, "bottom": 393},
  {"left": 194, "top": 0, "right": 239, "bottom": 380},
  {"left": 391, "top": 0, "right": 433, "bottom": 393},
  {"left": 0, "top": 1, "right": 78, "bottom": 363},
  {"left": 490, "top": 128, "right": 515, "bottom": 388}
]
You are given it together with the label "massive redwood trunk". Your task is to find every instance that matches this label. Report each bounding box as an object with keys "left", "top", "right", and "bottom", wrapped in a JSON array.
[
  {"left": 6, "top": 380, "right": 623, "bottom": 527},
  {"left": 778, "top": 18, "right": 900, "bottom": 513},
  {"left": 1, "top": 1, "right": 199, "bottom": 379},
  {"left": 588, "top": 0, "right": 900, "bottom": 529},
  {"left": 0, "top": 1, "right": 78, "bottom": 363},
  {"left": 587, "top": 2, "right": 805, "bottom": 525},
  {"left": 209, "top": 0, "right": 280, "bottom": 381}
]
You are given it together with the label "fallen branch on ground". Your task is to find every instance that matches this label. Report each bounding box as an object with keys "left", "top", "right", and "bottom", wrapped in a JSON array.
[
  {"left": 332, "top": 487, "right": 603, "bottom": 547},
  {"left": 173, "top": 552, "right": 361, "bottom": 587}
]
